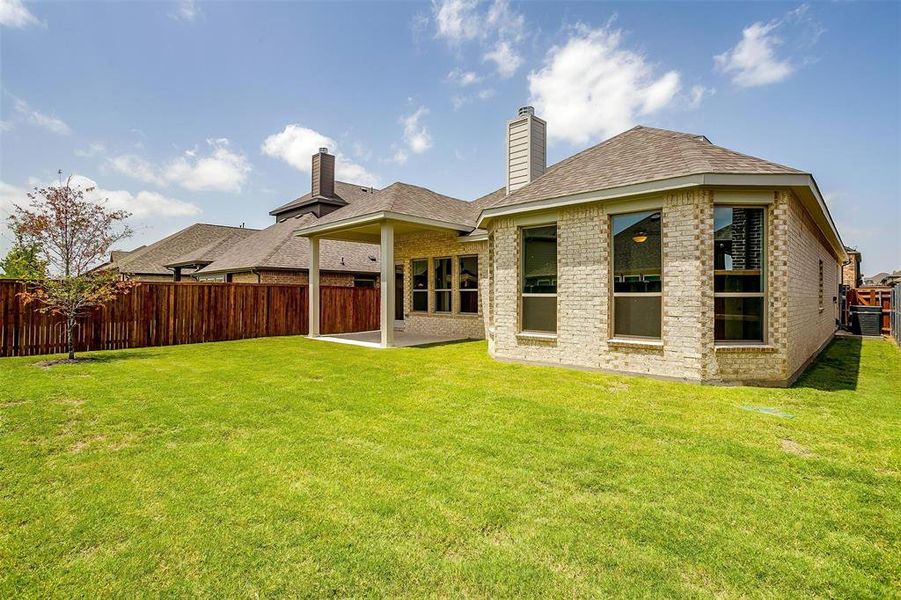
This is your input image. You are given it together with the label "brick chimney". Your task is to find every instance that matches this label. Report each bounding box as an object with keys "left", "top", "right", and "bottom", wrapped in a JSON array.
[
  {"left": 311, "top": 147, "right": 335, "bottom": 198},
  {"left": 506, "top": 106, "right": 546, "bottom": 194}
]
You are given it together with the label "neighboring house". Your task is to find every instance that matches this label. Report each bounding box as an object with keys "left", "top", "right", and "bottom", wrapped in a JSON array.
[
  {"left": 193, "top": 151, "right": 381, "bottom": 285},
  {"left": 862, "top": 270, "right": 900, "bottom": 287},
  {"left": 297, "top": 106, "right": 846, "bottom": 386},
  {"left": 101, "top": 224, "right": 259, "bottom": 281},
  {"left": 842, "top": 247, "right": 862, "bottom": 288}
]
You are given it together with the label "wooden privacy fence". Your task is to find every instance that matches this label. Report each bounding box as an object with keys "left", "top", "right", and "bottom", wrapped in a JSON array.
[
  {"left": 845, "top": 286, "right": 892, "bottom": 335},
  {"left": 0, "top": 280, "right": 379, "bottom": 357}
]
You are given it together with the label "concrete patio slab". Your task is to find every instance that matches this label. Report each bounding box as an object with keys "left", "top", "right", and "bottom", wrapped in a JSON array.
[{"left": 311, "top": 330, "right": 470, "bottom": 348}]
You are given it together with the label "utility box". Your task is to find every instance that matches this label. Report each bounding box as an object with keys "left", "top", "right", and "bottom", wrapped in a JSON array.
[{"left": 851, "top": 305, "right": 882, "bottom": 336}]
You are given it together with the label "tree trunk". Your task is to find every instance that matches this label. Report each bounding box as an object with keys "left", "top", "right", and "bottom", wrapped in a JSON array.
[{"left": 67, "top": 316, "right": 75, "bottom": 360}]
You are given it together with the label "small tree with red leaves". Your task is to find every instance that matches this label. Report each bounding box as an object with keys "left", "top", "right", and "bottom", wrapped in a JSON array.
[{"left": 10, "top": 176, "right": 135, "bottom": 359}]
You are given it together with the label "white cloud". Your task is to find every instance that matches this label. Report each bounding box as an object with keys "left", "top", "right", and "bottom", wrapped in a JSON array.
[
  {"left": 108, "top": 139, "right": 251, "bottom": 193},
  {"left": 450, "top": 88, "right": 495, "bottom": 111},
  {"left": 260, "top": 124, "right": 380, "bottom": 187},
  {"left": 0, "top": 0, "right": 41, "bottom": 28},
  {"left": 447, "top": 67, "right": 482, "bottom": 86},
  {"left": 0, "top": 120, "right": 13, "bottom": 132},
  {"left": 401, "top": 107, "right": 432, "bottom": 154},
  {"left": 170, "top": 0, "right": 201, "bottom": 23},
  {"left": 688, "top": 85, "right": 714, "bottom": 109},
  {"left": 528, "top": 25, "right": 682, "bottom": 144},
  {"left": 164, "top": 138, "right": 250, "bottom": 192},
  {"left": 0, "top": 180, "right": 26, "bottom": 218},
  {"left": 715, "top": 6, "right": 823, "bottom": 88},
  {"left": 108, "top": 154, "right": 167, "bottom": 187},
  {"left": 74, "top": 142, "right": 107, "bottom": 158},
  {"left": 715, "top": 21, "right": 793, "bottom": 87},
  {"left": 67, "top": 175, "right": 201, "bottom": 218},
  {"left": 484, "top": 40, "right": 522, "bottom": 78},
  {"left": 432, "top": 0, "right": 529, "bottom": 78},
  {"left": 14, "top": 98, "right": 71, "bottom": 135},
  {"left": 391, "top": 148, "right": 409, "bottom": 165},
  {"left": 433, "top": 0, "right": 481, "bottom": 44}
]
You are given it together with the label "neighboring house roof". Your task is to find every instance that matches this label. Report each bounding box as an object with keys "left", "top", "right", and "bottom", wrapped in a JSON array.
[
  {"left": 114, "top": 223, "right": 259, "bottom": 276},
  {"left": 489, "top": 126, "right": 803, "bottom": 210},
  {"left": 195, "top": 213, "right": 380, "bottom": 275},
  {"left": 299, "top": 181, "right": 479, "bottom": 233},
  {"left": 269, "top": 181, "right": 379, "bottom": 216}
]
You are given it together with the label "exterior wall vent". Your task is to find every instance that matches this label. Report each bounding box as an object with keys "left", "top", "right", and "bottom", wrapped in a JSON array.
[{"left": 506, "top": 106, "right": 546, "bottom": 194}]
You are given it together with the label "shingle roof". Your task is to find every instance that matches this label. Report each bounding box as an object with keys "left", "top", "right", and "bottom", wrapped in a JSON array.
[
  {"left": 269, "top": 181, "right": 379, "bottom": 216},
  {"left": 196, "top": 213, "right": 380, "bottom": 275},
  {"left": 298, "top": 181, "right": 479, "bottom": 231},
  {"left": 114, "top": 224, "right": 259, "bottom": 276},
  {"left": 488, "top": 126, "right": 805, "bottom": 209}
]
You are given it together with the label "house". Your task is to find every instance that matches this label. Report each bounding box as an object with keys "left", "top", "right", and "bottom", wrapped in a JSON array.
[
  {"left": 842, "top": 247, "right": 862, "bottom": 288},
  {"left": 296, "top": 106, "right": 845, "bottom": 386},
  {"left": 101, "top": 223, "right": 259, "bottom": 281},
  {"left": 862, "top": 270, "right": 900, "bottom": 287},
  {"left": 193, "top": 151, "right": 381, "bottom": 285}
]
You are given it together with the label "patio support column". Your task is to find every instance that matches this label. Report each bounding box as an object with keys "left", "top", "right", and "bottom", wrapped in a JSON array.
[
  {"left": 309, "top": 236, "right": 320, "bottom": 338},
  {"left": 379, "top": 221, "right": 395, "bottom": 347}
]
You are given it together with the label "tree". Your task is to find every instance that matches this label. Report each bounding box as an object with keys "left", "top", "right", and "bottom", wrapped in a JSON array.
[
  {"left": 10, "top": 176, "right": 135, "bottom": 360},
  {"left": 0, "top": 224, "right": 47, "bottom": 279}
]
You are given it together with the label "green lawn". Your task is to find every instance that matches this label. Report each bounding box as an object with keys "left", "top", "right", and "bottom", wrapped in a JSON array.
[{"left": 1, "top": 336, "right": 898, "bottom": 598}]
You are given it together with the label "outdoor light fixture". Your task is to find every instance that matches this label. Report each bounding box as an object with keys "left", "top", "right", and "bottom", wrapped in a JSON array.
[{"left": 632, "top": 231, "right": 649, "bottom": 243}]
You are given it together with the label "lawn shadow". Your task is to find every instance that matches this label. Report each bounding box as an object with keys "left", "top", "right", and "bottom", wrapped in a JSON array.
[
  {"left": 793, "top": 336, "right": 862, "bottom": 391},
  {"left": 30, "top": 351, "right": 164, "bottom": 368}
]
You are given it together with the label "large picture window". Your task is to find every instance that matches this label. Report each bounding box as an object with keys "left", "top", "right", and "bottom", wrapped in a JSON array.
[
  {"left": 612, "top": 210, "right": 662, "bottom": 339},
  {"left": 459, "top": 255, "right": 479, "bottom": 314},
  {"left": 433, "top": 257, "right": 452, "bottom": 313},
  {"left": 412, "top": 259, "right": 428, "bottom": 312},
  {"left": 714, "top": 206, "right": 765, "bottom": 342},
  {"left": 521, "top": 225, "right": 557, "bottom": 333}
]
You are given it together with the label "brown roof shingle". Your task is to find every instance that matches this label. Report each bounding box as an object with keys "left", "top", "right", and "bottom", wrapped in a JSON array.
[
  {"left": 195, "top": 213, "right": 380, "bottom": 275},
  {"left": 297, "top": 181, "right": 479, "bottom": 231},
  {"left": 114, "top": 224, "right": 259, "bottom": 276},
  {"left": 269, "top": 181, "right": 379, "bottom": 216},
  {"left": 489, "top": 126, "right": 804, "bottom": 209}
]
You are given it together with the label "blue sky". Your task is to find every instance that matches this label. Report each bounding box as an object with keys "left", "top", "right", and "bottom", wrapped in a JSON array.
[{"left": 1, "top": 0, "right": 898, "bottom": 273}]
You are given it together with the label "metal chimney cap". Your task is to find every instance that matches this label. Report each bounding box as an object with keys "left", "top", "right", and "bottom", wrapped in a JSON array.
[
  {"left": 318, "top": 147, "right": 329, "bottom": 154},
  {"left": 518, "top": 106, "right": 535, "bottom": 117}
]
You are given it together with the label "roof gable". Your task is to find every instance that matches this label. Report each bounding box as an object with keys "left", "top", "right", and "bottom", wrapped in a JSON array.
[{"left": 114, "top": 224, "right": 259, "bottom": 275}]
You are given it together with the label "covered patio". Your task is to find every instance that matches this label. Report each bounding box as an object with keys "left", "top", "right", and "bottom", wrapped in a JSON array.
[{"left": 295, "top": 185, "right": 480, "bottom": 347}]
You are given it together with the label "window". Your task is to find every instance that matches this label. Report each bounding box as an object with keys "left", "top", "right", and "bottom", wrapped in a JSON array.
[
  {"left": 412, "top": 259, "right": 428, "bottom": 312},
  {"left": 612, "top": 211, "right": 662, "bottom": 339},
  {"left": 353, "top": 275, "right": 377, "bottom": 288},
  {"left": 714, "top": 206, "right": 765, "bottom": 342},
  {"left": 434, "top": 257, "right": 452, "bottom": 312},
  {"left": 459, "top": 255, "right": 479, "bottom": 314},
  {"left": 521, "top": 225, "right": 557, "bottom": 332},
  {"left": 818, "top": 259, "right": 824, "bottom": 310}
]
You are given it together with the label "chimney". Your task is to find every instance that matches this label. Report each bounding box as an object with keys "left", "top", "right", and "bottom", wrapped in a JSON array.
[
  {"left": 311, "top": 147, "right": 335, "bottom": 198},
  {"left": 506, "top": 106, "right": 546, "bottom": 194}
]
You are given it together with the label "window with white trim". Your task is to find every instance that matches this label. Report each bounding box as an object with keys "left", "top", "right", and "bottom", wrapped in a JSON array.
[
  {"left": 433, "top": 257, "right": 452, "bottom": 313},
  {"left": 521, "top": 225, "right": 557, "bottom": 333},
  {"left": 458, "top": 255, "right": 478, "bottom": 314},
  {"left": 714, "top": 206, "right": 765, "bottom": 342},
  {"left": 412, "top": 259, "right": 428, "bottom": 312},
  {"left": 612, "top": 210, "right": 662, "bottom": 339}
]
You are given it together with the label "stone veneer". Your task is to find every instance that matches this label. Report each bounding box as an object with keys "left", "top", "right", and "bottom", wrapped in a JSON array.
[
  {"left": 485, "top": 187, "right": 840, "bottom": 385},
  {"left": 393, "top": 230, "right": 487, "bottom": 339}
]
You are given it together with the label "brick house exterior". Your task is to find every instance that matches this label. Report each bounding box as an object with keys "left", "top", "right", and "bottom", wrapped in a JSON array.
[{"left": 296, "top": 110, "right": 845, "bottom": 386}]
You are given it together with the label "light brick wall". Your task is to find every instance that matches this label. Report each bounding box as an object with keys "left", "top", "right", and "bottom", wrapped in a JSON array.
[
  {"left": 201, "top": 271, "right": 362, "bottom": 286},
  {"left": 486, "top": 187, "right": 836, "bottom": 384},
  {"left": 394, "top": 230, "right": 486, "bottom": 339},
  {"left": 785, "top": 193, "right": 840, "bottom": 377}
]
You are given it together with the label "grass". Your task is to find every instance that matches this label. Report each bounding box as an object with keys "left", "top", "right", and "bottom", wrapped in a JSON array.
[{"left": 0, "top": 336, "right": 898, "bottom": 598}]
